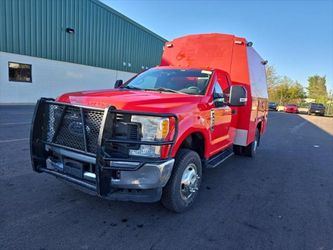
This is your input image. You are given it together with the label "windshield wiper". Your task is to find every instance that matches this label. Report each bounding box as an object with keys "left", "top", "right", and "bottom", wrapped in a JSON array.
[
  {"left": 144, "top": 87, "right": 185, "bottom": 94},
  {"left": 120, "top": 85, "right": 142, "bottom": 90}
]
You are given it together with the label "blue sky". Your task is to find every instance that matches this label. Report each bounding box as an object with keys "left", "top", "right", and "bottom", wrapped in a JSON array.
[{"left": 102, "top": 0, "right": 333, "bottom": 92}]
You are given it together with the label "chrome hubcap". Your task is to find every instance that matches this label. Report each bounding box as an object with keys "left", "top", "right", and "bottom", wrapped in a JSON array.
[
  {"left": 180, "top": 163, "right": 200, "bottom": 201},
  {"left": 253, "top": 138, "right": 258, "bottom": 152}
]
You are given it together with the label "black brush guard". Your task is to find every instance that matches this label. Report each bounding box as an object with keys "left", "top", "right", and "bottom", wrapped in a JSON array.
[{"left": 30, "top": 98, "right": 178, "bottom": 197}]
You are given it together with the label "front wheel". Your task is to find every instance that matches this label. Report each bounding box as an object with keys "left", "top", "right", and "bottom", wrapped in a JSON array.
[{"left": 161, "top": 149, "right": 202, "bottom": 213}]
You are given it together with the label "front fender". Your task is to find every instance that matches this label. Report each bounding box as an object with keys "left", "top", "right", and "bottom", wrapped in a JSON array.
[{"left": 170, "top": 115, "right": 210, "bottom": 159}]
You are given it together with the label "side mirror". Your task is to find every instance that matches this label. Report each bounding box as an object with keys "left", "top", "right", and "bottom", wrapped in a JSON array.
[
  {"left": 229, "top": 85, "right": 247, "bottom": 106},
  {"left": 114, "top": 79, "right": 123, "bottom": 88}
]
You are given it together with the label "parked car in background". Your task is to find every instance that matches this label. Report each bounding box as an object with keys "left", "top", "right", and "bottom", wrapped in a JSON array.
[
  {"left": 269, "top": 102, "right": 277, "bottom": 111},
  {"left": 297, "top": 105, "right": 309, "bottom": 114},
  {"left": 308, "top": 103, "right": 325, "bottom": 116},
  {"left": 284, "top": 104, "right": 298, "bottom": 113},
  {"left": 277, "top": 105, "right": 285, "bottom": 112}
]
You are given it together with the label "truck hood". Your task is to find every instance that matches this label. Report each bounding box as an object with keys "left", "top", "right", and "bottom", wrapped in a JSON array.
[{"left": 57, "top": 89, "right": 203, "bottom": 113}]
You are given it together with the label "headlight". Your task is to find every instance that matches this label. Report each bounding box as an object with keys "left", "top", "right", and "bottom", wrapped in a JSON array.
[
  {"left": 131, "top": 116, "right": 169, "bottom": 141},
  {"left": 129, "top": 116, "right": 170, "bottom": 157}
]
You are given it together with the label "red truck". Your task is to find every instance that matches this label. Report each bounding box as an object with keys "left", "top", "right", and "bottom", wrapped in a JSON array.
[{"left": 30, "top": 33, "right": 268, "bottom": 212}]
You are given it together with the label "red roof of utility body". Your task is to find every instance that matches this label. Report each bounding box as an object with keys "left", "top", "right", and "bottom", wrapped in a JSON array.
[{"left": 161, "top": 33, "right": 249, "bottom": 85}]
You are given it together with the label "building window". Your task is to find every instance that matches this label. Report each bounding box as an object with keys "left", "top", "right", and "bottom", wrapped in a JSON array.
[{"left": 8, "top": 62, "right": 32, "bottom": 82}]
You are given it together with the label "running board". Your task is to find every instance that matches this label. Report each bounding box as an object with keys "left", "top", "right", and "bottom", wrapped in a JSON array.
[{"left": 205, "top": 147, "right": 234, "bottom": 168}]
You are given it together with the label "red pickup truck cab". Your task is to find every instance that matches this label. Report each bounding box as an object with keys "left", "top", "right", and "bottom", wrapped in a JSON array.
[{"left": 30, "top": 33, "right": 268, "bottom": 212}]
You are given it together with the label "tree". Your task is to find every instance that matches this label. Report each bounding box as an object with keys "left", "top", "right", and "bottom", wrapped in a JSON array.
[
  {"left": 327, "top": 90, "right": 333, "bottom": 116},
  {"left": 289, "top": 81, "right": 305, "bottom": 102},
  {"left": 266, "top": 65, "right": 280, "bottom": 101},
  {"left": 270, "top": 76, "right": 305, "bottom": 104},
  {"left": 307, "top": 75, "right": 328, "bottom": 103},
  {"left": 265, "top": 65, "right": 305, "bottom": 104},
  {"left": 275, "top": 81, "right": 290, "bottom": 104}
]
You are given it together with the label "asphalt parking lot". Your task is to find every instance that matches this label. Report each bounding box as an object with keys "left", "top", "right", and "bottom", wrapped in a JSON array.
[{"left": 1, "top": 106, "right": 333, "bottom": 250}]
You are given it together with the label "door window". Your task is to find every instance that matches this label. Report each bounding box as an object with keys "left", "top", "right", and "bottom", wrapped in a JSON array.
[
  {"left": 213, "top": 81, "right": 224, "bottom": 103},
  {"left": 217, "top": 74, "right": 230, "bottom": 92}
]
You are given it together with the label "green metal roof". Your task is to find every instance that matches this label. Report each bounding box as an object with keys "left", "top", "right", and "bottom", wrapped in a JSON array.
[{"left": 0, "top": 0, "right": 167, "bottom": 73}]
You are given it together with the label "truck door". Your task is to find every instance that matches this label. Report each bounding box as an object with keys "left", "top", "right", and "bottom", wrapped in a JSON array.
[{"left": 209, "top": 75, "right": 232, "bottom": 156}]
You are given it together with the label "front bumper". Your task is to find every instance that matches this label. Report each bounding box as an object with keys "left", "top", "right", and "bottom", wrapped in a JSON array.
[
  {"left": 45, "top": 155, "right": 174, "bottom": 189},
  {"left": 42, "top": 154, "right": 175, "bottom": 202},
  {"left": 310, "top": 109, "right": 325, "bottom": 115},
  {"left": 30, "top": 99, "right": 178, "bottom": 202},
  {"left": 285, "top": 109, "right": 297, "bottom": 113}
]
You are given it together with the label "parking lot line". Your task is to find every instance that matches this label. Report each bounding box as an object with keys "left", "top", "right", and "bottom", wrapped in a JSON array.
[
  {"left": 0, "top": 122, "right": 31, "bottom": 126},
  {"left": 290, "top": 120, "right": 308, "bottom": 134},
  {"left": 0, "top": 138, "right": 29, "bottom": 143},
  {"left": 0, "top": 112, "right": 34, "bottom": 115}
]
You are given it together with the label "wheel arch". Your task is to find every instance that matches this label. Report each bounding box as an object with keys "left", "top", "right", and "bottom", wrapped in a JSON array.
[
  {"left": 257, "top": 120, "right": 262, "bottom": 133},
  {"left": 171, "top": 130, "right": 208, "bottom": 160}
]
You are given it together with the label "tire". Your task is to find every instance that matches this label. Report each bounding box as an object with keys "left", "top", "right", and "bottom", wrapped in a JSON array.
[
  {"left": 244, "top": 129, "right": 260, "bottom": 157},
  {"left": 233, "top": 145, "right": 243, "bottom": 155},
  {"left": 161, "top": 149, "right": 202, "bottom": 213}
]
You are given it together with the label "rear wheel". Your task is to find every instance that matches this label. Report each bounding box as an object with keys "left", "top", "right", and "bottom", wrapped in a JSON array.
[
  {"left": 161, "top": 149, "right": 202, "bottom": 213},
  {"left": 244, "top": 129, "right": 260, "bottom": 157}
]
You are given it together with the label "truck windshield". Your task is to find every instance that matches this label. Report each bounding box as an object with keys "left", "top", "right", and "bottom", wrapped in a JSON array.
[{"left": 122, "top": 68, "right": 212, "bottom": 95}]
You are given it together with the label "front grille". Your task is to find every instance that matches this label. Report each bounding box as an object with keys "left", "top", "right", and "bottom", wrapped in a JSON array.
[
  {"left": 44, "top": 104, "right": 104, "bottom": 154},
  {"left": 32, "top": 99, "right": 178, "bottom": 167}
]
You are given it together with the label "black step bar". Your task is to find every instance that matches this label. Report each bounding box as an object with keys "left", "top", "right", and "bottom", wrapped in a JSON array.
[{"left": 205, "top": 147, "right": 234, "bottom": 168}]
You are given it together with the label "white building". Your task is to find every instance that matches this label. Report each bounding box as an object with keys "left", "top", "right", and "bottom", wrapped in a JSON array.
[{"left": 0, "top": 0, "right": 166, "bottom": 104}]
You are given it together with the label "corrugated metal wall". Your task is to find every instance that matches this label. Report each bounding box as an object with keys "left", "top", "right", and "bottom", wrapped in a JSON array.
[{"left": 0, "top": 0, "right": 167, "bottom": 73}]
